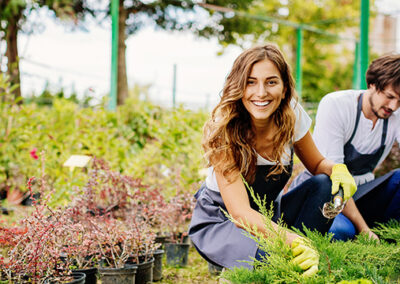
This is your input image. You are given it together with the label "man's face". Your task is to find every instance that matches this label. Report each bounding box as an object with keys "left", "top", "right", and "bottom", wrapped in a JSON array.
[{"left": 369, "top": 84, "right": 400, "bottom": 119}]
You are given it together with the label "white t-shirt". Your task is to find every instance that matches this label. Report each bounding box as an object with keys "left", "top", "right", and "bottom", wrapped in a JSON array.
[
  {"left": 313, "top": 90, "right": 400, "bottom": 185},
  {"left": 206, "top": 101, "right": 312, "bottom": 192}
]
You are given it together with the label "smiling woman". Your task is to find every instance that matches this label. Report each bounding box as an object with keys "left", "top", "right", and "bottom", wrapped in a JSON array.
[
  {"left": 188, "top": 43, "right": 358, "bottom": 277},
  {"left": 242, "top": 59, "right": 285, "bottom": 123}
]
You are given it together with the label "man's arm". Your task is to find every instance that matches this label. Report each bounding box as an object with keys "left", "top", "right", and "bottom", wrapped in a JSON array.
[{"left": 341, "top": 198, "right": 379, "bottom": 240}]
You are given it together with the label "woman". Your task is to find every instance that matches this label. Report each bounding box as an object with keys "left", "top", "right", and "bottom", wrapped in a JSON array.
[{"left": 188, "top": 44, "right": 357, "bottom": 276}]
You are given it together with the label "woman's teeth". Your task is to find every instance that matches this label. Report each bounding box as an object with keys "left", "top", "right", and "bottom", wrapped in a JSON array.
[{"left": 253, "top": 101, "right": 270, "bottom": 106}]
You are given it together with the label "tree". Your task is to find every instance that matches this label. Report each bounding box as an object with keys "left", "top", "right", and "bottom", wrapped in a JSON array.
[
  {"left": 201, "top": 0, "right": 376, "bottom": 102},
  {"left": 0, "top": 0, "right": 91, "bottom": 101},
  {"left": 102, "top": 0, "right": 255, "bottom": 105},
  {"left": 0, "top": 0, "right": 26, "bottom": 101}
]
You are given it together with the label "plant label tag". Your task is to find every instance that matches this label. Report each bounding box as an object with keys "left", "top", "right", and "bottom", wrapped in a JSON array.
[{"left": 63, "top": 155, "right": 92, "bottom": 168}]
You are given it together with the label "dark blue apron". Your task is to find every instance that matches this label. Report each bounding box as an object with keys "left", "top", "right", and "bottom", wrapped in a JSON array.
[
  {"left": 188, "top": 159, "right": 292, "bottom": 269},
  {"left": 346, "top": 93, "right": 391, "bottom": 201},
  {"left": 289, "top": 93, "right": 394, "bottom": 197}
]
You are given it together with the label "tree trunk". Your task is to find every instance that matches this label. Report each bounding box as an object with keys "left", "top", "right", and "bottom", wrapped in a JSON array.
[
  {"left": 117, "top": 0, "right": 128, "bottom": 105},
  {"left": 5, "top": 11, "right": 22, "bottom": 102}
]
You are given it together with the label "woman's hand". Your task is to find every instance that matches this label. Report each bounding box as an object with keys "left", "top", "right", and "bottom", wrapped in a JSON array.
[
  {"left": 330, "top": 164, "right": 357, "bottom": 201},
  {"left": 291, "top": 237, "right": 319, "bottom": 277}
]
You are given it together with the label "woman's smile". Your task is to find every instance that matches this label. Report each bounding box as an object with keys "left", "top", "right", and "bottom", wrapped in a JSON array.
[
  {"left": 252, "top": 100, "right": 271, "bottom": 107},
  {"left": 242, "top": 58, "right": 285, "bottom": 124}
]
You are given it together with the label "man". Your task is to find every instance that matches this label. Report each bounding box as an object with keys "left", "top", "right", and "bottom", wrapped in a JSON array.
[{"left": 291, "top": 54, "right": 400, "bottom": 240}]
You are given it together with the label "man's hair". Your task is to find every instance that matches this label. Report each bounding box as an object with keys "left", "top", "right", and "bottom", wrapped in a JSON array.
[{"left": 366, "top": 54, "right": 400, "bottom": 94}]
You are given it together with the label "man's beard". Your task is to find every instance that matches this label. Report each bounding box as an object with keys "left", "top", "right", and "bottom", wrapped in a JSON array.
[{"left": 369, "top": 93, "right": 392, "bottom": 119}]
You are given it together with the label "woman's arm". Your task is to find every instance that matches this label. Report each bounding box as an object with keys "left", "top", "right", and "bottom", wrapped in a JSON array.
[
  {"left": 294, "top": 131, "right": 335, "bottom": 175},
  {"left": 215, "top": 170, "right": 299, "bottom": 245}
]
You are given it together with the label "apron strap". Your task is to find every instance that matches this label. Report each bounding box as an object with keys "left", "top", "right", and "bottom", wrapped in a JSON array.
[
  {"left": 347, "top": 92, "right": 388, "bottom": 146},
  {"left": 346, "top": 93, "right": 363, "bottom": 145},
  {"left": 381, "top": 117, "right": 388, "bottom": 146}
]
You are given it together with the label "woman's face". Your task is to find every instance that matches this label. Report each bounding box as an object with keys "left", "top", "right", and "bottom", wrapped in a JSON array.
[{"left": 242, "top": 59, "right": 286, "bottom": 125}]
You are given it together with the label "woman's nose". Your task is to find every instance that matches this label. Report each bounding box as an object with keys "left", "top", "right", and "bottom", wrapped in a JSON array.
[{"left": 256, "top": 83, "right": 267, "bottom": 96}]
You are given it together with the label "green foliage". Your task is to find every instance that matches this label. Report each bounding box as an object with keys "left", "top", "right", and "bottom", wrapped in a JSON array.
[
  {"left": 24, "top": 81, "right": 93, "bottom": 107},
  {"left": 224, "top": 226, "right": 400, "bottom": 283},
  {"left": 123, "top": 102, "right": 208, "bottom": 197},
  {"left": 110, "top": 0, "right": 255, "bottom": 37},
  {"left": 213, "top": 0, "right": 376, "bottom": 102},
  {"left": 161, "top": 246, "right": 218, "bottom": 283},
  {"left": 0, "top": 80, "right": 208, "bottom": 203},
  {"left": 373, "top": 220, "right": 400, "bottom": 244},
  {"left": 222, "top": 181, "right": 400, "bottom": 283}
]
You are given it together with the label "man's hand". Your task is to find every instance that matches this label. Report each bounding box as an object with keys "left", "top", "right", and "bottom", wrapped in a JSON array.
[
  {"left": 330, "top": 164, "right": 357, "bottom": 201},
  {"left": 291, "top": 237, "right": 319, "bottom": 277},
  {"left": 359, "top": 229, "right": 380, "bottom": 242}
]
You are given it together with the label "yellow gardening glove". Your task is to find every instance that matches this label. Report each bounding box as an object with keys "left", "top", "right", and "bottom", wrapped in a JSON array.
[
  {"left": 330, "top": 164, "right": 357, "bottom": 201},
  {"left": 291, "top": 237, "right": 319, "bottom": 277}
]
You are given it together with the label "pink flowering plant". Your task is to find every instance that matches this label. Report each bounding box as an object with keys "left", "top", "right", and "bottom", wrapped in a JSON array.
[
  {"left": 69, "top": 158, "right": 160, "bottom": 267},
  {"left": 0, "top": 154, "right": 99, "bottom": 282},
  {"left": 161, "top": 187, "right": 196, "bottom": 243},
  {"left": 124, "top": 213, "right": 160, "bottom": 265},
  {"left": 76, "top": 157, "right": 146, "bottom": 219},
  {"left": 60, "top": 213, "right": 100, "bottom": 270},
  {"left": 91, "top": 215, "right": 158, "bottom": 268},
  {"left": 130, "top": 185, "right": 167, "bottom": 235},
  {"left": 91, "top": 216, "right": 133, "bottom": 268},
  {"left": 30, "top": 148, "right": 39, "bottom": 160},
  {"left": 0, "top": 176, "right": 75, "bottom": 283}
]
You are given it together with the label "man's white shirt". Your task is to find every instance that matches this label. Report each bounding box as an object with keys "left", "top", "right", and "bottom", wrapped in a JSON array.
[{"left": 313, "top": 90, "right": 400, "bottom": 185}]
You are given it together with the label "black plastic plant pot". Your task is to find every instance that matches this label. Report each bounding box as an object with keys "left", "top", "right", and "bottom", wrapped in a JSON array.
[
  {"left": 67, "top": 272, "right": 86, "bottom": 284},
  {"left": 72, "top": 267, "right": 97, "bottom": 284},
  {"left": 165, "top": 243, "right": 190, "bottom": 267},
  {"left": 98, "top": 265, "right": 137, "bottom": 284},
  {"left": 133, "top": 257, "right": 154, "bottom": 284},
  {"left": 208, "top": 262, "right": 224, "bottom": 276},
  {"left": 153, "top": 249, "right": 165, "bottom": 281},
  {"left": 42, "top": 272, "right": 86, "bottom": 284}
]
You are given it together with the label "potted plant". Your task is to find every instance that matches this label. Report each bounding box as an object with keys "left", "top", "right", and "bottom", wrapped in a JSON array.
[
  {"left": 129, "top": 185, "right": 167, "bottom": 281},
  {"left": 62, "top": 212, "right": 100, "bottom": 284},
  {"left": 92, "top": 216, "right": 138, "bottom": 284},
  {"left": 0, "top": 177, "right": 86, "bottom": 284},
  {"left": 78, "top": 157, "right": 143, "bottom": 219},
  {"left": 122, "top": 215, "right": 160, "bottom": 284},
  {"left": 162, "top": 188, "right": 196, "bottom": 267},
  {"left": 131, "top": 185, "right": 169, "bottom": 245},
  {"left": 70, "top": 157, "right": 162, "bottom": 283}
]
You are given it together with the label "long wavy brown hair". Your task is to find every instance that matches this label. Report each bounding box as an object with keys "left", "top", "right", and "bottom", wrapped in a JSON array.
[{"left": 203, "top": 44, "right": 298, "bottom": 184}]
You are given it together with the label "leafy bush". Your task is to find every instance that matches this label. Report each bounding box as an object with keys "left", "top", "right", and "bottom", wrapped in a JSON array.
[
  {"left": 222, "top": 183, "right": 400, "bottom": 284},
  {"left": 0, "top": 78, "right": 208, "bottom": 204}
]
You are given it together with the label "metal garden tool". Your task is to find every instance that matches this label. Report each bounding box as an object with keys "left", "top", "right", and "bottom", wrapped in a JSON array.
[{"left": 322, "top": 186, "right": 345, "bottom": 219}]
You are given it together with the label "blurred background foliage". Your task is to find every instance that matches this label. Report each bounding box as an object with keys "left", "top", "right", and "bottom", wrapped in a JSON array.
[
  {"left": 1, "top": 0, "right": 380, "bottom": 104},
  {"left": 1, "top": 0, "right": 396, "bottom": 206},
  {"left": 0, "top": 74, "right": 208, "bottom": 205}
]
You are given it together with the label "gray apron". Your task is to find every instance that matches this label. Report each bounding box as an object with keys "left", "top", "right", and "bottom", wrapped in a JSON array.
[{"left": 189, "top": 162, "right": 292, "bottom": 269}]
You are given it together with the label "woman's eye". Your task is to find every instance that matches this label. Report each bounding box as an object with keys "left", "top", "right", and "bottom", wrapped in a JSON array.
[
  {"left": 267, "top": 80, "right": 277, "bottom": 85},
  {"left": 247, "top": 81, "right": 255, "bottom": 85}
]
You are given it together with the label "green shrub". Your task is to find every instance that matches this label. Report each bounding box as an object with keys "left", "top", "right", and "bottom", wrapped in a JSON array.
[
  {"left": 0, "top": 79, "right": 208, "bottom": 204},
  {"left": 222, "top": 182, "right": 400, "bottom": 284}
]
